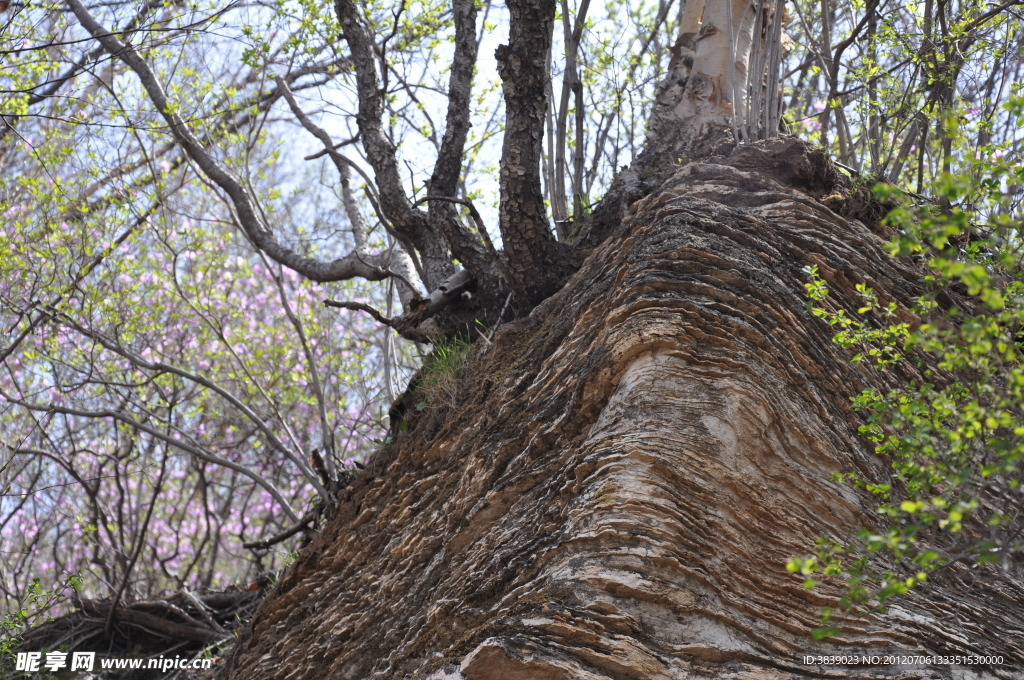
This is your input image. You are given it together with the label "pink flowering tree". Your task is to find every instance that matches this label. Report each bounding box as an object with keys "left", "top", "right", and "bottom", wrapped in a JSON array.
[
  {"left": 0, "top": 2, "right": 412, "bottom": 604},
  {"left": 0, "top": 149, "right": 401, "bottom": 603}
]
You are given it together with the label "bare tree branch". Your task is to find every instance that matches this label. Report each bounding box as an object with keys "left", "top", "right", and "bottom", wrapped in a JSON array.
[
  {"left": 415, "top": 195, "right": 513, "bottom": 289},
  {"left": 325, "top": 267, "right": 473, "bottom": 341},
  {"left": 555, "top": 0, "right": 591, "bottom": 232},
  {"left": 333, "top": 0, "right": 454, "bottom": 289},
  {"left": 242, "top": 509, "right": 318, "bottom": 551},
  {"left": 65, "top": 0, "right": 394, "bottom": 285},
  {"left": 275, "top": 76, "right": 423, "bottom": 309},
  {"left": 39, "top": 306, "right": 328, "bottom": 502},
  {"left": 424, "top": 0, "right": 498, "bottom": 286},
  {"left": 323, "top": 300, "right": 395, "bottom": 327},
  {"left": 3, "top": 396, "right": 301, "bottom": 524}
]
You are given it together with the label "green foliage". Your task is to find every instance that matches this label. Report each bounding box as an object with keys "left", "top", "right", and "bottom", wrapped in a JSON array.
[
  {"left": 793, "top": 96, "right": 1024, "bottom": 637},
  {"left": 781, "top": 0, "right": 1022, "bottom": 192},
  {"left": 1, "top": 575, "right": 79, "bottom": 675},
  {"left": 278, "top": 549, "right": 302, "bottom": 568}
]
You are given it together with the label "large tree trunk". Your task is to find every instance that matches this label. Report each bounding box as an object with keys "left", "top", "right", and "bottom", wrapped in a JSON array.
[{"left": 221, "top": 136, "right": 1023, "bottom": 680}]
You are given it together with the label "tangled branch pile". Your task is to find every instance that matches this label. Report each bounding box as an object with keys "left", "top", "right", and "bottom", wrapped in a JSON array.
[{"left": 10, "top": 586, "right": 266, "bottom": 677}]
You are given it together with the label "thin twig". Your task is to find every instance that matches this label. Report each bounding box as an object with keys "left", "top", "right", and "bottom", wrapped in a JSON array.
[
  {"left": 242, "top": 509, "right": 318, "bottom": 550},
  {"left": 302, "top": 135, "right": 359, "bottom": 160},
  {"left": 488, "top": 292, "right": 514, "bottom": 343},
  {"left": 323, "top": 300, "right": 395, "bottom": 326},
  {"left": 180, "top": 588, "right": 226, "bottom": 634}
]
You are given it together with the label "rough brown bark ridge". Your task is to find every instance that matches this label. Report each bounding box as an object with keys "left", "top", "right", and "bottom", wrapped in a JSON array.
[{"left": 220, "top": 136, "right": 1024, "bottom": 680}]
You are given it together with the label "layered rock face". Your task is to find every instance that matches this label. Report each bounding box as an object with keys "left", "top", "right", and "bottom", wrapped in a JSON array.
[{"left": 224, "top": 139, "right": 1024, "bottom": 680}]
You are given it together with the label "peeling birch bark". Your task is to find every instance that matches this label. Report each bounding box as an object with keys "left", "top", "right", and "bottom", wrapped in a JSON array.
[{"left": 650, "top": 0, "right": 786, "bottom": 146}]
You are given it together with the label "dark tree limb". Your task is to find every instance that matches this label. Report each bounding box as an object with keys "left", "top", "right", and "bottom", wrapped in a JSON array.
[
  {"left": 243, "top": 509, "right": 319, "bottom": 551},
  {"left": 181, "top": 588, "right": 227, "bottom": 634},
  {"left": 393, "top": 268, "right": 474, "bottom": 338},
  {"left": 323, "top": 300, "right": 396, "bottom": 327},
  {"left": 334, "top": 0, "right": 454, "bottom": 290},
  {"left": 326, "top": 268, "right": 473, "bottom": 341},
  {"left": 424, "top": 0, "right": 498, "bottom": 286},
  {"left": 78, "top": 599, "right": 227, "bottom": 644},
  {"left": 428, "top": 0, "right": 479, "bottom": 197},
  {"left": 19, "top": 588, "right": 262, "bottom": 663},
  {"left": 414, "top": 195, "right": 513, "bottom": 290},
  {"left": 496, "top": 0, "right": 577, "bottom": 306}
]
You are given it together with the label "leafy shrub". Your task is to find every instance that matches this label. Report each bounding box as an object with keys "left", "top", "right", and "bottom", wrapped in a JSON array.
[{"left": 792, "top": 97, "right": 1024, "bottom": 638}]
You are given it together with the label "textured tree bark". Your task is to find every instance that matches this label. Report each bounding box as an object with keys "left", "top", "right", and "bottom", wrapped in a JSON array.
[
  {"left": 648, "top": 0, "right": 785, "bottom": 148},
  {"left": 220, "top": 137, "right": 1024, "bottom": 680},
  {"left": 495, "top": 0, "right": 577, "bottom": 307}
]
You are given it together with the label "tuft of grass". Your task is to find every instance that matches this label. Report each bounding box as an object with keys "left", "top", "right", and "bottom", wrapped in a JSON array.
[{"left": 414, "top": 336, "right": 472, "bottom": 413}]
